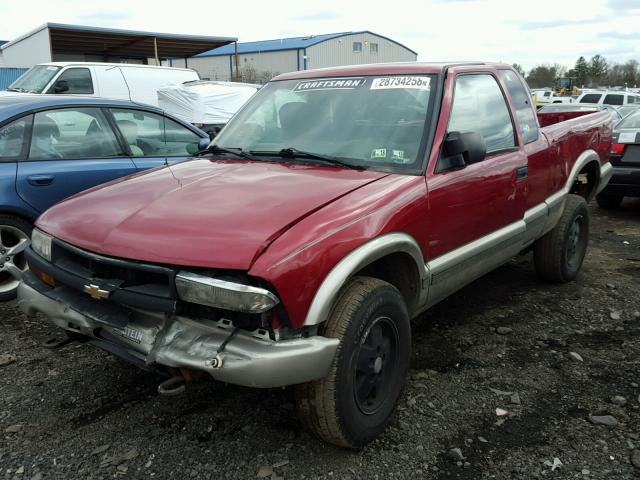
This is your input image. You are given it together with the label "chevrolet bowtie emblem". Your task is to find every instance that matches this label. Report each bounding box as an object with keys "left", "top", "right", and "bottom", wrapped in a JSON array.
[{"left": 83, "top": 284, "right": 110, "bottom": 300}]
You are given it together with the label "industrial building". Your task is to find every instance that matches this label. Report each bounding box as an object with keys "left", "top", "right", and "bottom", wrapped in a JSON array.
[
  {"left": 184, "top": 31, "right": 418, "bottom": 82},
  {"left": 0, "top": 23, "right": 236, "bottom": 68},
  {"left": 0, "top": 26, "right": 417, "bottom": 88}
]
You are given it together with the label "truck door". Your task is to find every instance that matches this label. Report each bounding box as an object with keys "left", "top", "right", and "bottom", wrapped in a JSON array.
[
  {"left": 16, "top": 107, "right": 137, "bottom": 213},
  {"left": 44, "top": 67, "right": 95, "bottom": 96},
  {"left": 93, "top": 66, "right": 130, "bottom": 101},
  {"left": 425, "top": 71, "right": 528, "bottom": 305}
]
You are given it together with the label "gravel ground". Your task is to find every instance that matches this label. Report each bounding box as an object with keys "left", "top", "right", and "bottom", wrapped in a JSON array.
[{"left": 1, "top": 201, "right": 639, "bottom": 480}]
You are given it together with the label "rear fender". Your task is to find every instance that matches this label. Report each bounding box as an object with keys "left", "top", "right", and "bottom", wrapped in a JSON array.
[{"left": 543, "top": 149, "right": 603, "bottom": 234}]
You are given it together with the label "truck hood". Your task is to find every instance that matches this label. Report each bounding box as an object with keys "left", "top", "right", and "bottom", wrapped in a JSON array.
[{"left": 36, "top": 159, "right": 388, "bottom": 270}]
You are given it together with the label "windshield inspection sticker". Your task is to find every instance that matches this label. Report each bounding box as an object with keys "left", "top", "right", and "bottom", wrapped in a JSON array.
[
  {"left": 370, "top": 148, "right": 387, "bottom": 160},
  {"left": 294, "top": 78, "right": 365, "bottom": 91},
  {"left": 391, "top": 150, "right": 409, "bottom": 163},
  {"left": 371, "top": 76, "right": 431, "bottom": 90}
]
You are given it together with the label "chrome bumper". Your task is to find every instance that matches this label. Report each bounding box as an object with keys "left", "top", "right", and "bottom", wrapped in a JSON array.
[{"left": 17, "top": 281, "right": 339, "bottom": 388}]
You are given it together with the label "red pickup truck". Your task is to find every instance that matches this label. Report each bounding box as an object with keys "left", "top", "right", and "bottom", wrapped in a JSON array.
[{"left": 19, "top": 63, "right": 612, "bottom": 448}]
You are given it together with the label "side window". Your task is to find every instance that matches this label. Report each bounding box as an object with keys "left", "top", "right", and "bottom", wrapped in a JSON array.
[
  {"left": 579, "top": 93, "right": 603, "bottom": 104},
  {"left": 163, "top": 118, "right": 202, "bottom": 155},
  {"left": 603, "top": 94, "right": 624, "bottom": 106},
  {"left": 0, "top": 116, "right": 32, "bottom": 160},
  {"left": 544, "top": 91, "right": 551, "bottom": 97},
  {"left": 111, "top": 109, "right": 201, "bottom": 157},
  {"left": 353, "top": 42, "right": 362, "bottom": 52},
  {"left": 29, "top": 108, "right": 121, "bottom": 160},
  {"left": 448, "top": 74, "right": 516, "bottom": 154},
  {"left": 49, "top": 68, "right": 94, "bottom": 94},
  {"left": 498, "top": 70, "right": 539, "bottom": 144}
]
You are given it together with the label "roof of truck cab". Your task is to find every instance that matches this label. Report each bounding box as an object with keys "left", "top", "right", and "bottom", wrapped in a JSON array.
[
  {"left": 0, "top": 95, "right": 159, "bottom": 119},
  {"left": 272, "top": 62, "right": 512, "bottom": 81}
]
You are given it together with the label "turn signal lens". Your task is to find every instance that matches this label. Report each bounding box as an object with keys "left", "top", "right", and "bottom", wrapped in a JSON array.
[
  {"left": 31, "top": 266, "right": 55, "bottom": 287},
  {"left": 610, "top": 143, "right": 626, "bottom": 155}
]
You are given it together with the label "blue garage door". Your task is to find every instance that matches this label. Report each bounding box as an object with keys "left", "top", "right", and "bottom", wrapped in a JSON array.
[{"left": 0, "top": 68, "right": 29, "bottom": 90}]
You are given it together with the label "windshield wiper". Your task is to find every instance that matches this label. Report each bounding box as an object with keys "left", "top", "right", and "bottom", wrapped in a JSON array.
[
  {"left": 250, "top": 148, "right": 364, "bottom": 170},
  {"left": 194, "top": 144, "right": 259, "bottom": 162},
  {"left": 5, "top": 87, "right": 25, "bottom": 93}
]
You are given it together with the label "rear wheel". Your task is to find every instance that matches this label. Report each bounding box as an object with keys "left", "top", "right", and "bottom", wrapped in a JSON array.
[
  {"left": 596, "top": 193, "right": 623, "bottom": 209},
  {"left": 0, "top": 216, "right": 32, "bottom": 301},
  {"left": 295, "top": 276, "right": 411, "bottom": 448},
  {"left": 534, "top": 194, "right": 589, "bottom": 282}
]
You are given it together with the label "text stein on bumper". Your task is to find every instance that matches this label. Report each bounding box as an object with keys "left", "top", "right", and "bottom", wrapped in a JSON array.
[{"left": 18, "top": 237, "right": 339, "bottom": 388}]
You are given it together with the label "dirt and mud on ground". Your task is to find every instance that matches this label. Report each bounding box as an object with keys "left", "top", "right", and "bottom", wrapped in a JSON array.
[{"left": 1, "top": 201, "right": 639, "bottom": 480}]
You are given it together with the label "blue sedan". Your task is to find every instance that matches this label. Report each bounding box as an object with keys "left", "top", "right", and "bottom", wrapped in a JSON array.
[{"left": 0, "top": 95, "right": 209, "bottom": 300}]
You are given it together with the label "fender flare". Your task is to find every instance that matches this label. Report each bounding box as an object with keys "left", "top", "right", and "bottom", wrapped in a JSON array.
[
  {"left": 564, "top": 149, "right": 603, "bottom": 199},
  {"left": 303, "top": 232, "right": 428, "bottom": 326}
]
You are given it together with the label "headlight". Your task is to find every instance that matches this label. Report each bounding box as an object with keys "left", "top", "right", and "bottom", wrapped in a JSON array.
[
  {"left": 175, "top": 271, "right": 279, "bottom": 313},
  {"left": 31, "top": 229, "right": 53, "bottom": 261}
]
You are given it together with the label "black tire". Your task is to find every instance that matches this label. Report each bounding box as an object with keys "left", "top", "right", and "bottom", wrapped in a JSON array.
[
  {"left": 596, "top": 193, "right": 623, "bottom": 209},
  {"left": 534, "top": 194, "right": 589, "bottom": 283},
  {"left": 0, "top": 215, "right": 32, "bottom": 301},
  {"left": 295, "top": 276, "right": 411, "bottom": 448}
]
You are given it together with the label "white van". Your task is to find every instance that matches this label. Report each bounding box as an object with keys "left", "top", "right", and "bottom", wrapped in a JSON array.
[
  {"left": 576, "top": 89, "right": 640, "bottom": 107},
  {"left": 2, "top": 62, "right": 200, "bottom": 106}
]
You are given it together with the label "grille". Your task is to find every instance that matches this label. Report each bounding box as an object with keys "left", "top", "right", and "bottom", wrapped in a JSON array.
[{"left": 44, "top": 239, "right": 178, "bottom": 312}]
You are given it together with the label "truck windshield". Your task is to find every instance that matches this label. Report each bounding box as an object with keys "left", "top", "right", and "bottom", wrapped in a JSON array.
[
  {"left": 7, "top": 65, "right": 61, "bottom": 93},
  {"left": 214, "top": 75, "right": 435, "bottom": 172}
]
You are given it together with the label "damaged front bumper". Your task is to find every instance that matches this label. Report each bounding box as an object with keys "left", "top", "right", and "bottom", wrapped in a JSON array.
[{"left": 17, "top": 274, "right": 339, "bottom": 388}]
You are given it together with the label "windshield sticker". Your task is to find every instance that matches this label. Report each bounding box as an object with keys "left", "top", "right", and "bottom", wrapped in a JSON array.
[
  {"left": 371, "top": 76, "right": 431, "bottom": 90},
  {"left": 370, "top": 148, "right": 387, "bottom": 160},
  {"left": 391, "top": 150, "right": 408, "bottom": 163},
  {"left": 294, "top": 78, "right": 365, "bottom": 91},
  {"left": 46, "top": 66, "right": 58, "bottom": 71}
]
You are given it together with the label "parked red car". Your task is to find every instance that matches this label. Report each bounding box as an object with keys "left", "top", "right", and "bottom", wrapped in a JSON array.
[{"left": 19, "top": 63, "right": 612, "bottom": 448}]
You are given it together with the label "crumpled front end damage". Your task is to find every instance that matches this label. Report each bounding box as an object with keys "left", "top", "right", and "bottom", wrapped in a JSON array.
[{"left": 18, "top": 273, "right": 338, "bottom": 388}]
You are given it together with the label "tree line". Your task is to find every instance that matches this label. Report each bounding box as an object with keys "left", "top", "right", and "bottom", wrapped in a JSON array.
[{"left": 516, "top": 56, "right": 640, "bottom": 89}]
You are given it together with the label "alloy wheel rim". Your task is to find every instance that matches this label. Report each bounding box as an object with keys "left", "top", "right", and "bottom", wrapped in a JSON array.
[
  {"left": 0, "top": 226, "right": 29, "bottom": 294},
  {"left": 353, "top": 316, "right": 399, "bottom": 415}
]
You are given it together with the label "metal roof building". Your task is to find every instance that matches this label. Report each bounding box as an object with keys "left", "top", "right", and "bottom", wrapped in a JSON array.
[
  {"left": 183, "top": 31, "right": 418, "bottom": 82},
  {"left": 0, "top": 23, "right": 237, "bottom": 68}
]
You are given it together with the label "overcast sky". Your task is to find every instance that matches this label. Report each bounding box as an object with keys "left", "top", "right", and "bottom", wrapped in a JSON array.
[{"left": 1, "top": 0, "right": 639, "bottom": 71}]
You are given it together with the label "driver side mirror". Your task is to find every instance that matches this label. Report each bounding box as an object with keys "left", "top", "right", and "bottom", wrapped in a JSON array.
[
  {"left": 198, "top": 138, "right": 210, "bottom": 151},
  {"left": 438, "top": 131, "right": 486, "bottom": 172},
  {"left": 53, "top": 80, "right": 69, "bottom": 94}
]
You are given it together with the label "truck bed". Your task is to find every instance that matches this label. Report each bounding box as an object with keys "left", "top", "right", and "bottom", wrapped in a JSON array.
[{"left": 537, "top": 109, "right": 606, "bottom": 129}]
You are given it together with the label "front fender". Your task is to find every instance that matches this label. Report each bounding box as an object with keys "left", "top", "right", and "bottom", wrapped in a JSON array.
[
  {"left": 249, "top": 175, "right": 429, "bottom": 328},
  {"left": 302, "top": 232, "right": 428, "bottom": 326}
]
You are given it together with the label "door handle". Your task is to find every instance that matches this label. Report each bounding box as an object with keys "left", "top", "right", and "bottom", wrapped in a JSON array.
[
  {"left": 27, "top": 174, "right": 54, "bottom": 186},
  {"left": 516, "top": 166, "right": 528, "bottom": 181}
]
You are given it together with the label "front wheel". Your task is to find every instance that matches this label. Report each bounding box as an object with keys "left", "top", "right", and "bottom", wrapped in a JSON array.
[
  {"left": 295, "top": 276, "right": 411, "bottom": 448},
  {"left": 534, "top": 194, "right": 589, "bottom": 282}
]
